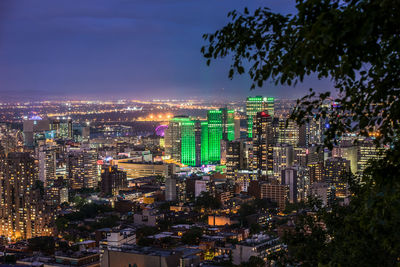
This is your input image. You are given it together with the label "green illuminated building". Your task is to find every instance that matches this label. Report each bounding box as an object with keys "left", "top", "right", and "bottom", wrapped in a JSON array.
[
  {"left": 207, "top": 108, "right": 236, "bottom": 164},
  {"left": 180, "top": 119, "right": 196, "bottom": 166},
  {"left": 224, "top": 109, "right": 235, "bottom": 141},
  {"left": 207, "top": 110, "right": 223, "bottom": 163},
  {"left": 246, "top": 96, "right": 275, "bottom": 138},
  {"left": 166, "top": 108, "right": 236, "bottom": 166},
  {"left": 201, "top": 121, "right": 209, "bottom": 165},
  {"left": 165, "top": 116, "right": 203, "bottom": 166}
]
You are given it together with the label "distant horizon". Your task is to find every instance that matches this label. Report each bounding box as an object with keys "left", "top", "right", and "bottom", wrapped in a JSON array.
[
  {"left": 0, "top": 96, "right": 300, "bottom": 104},
  {"left": 0, "top": 0, "right": 334, "bottom": 102}
]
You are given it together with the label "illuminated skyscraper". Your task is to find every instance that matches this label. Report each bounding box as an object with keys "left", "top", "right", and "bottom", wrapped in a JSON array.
[
  {"left": 38, "top": 145, "right": 57, "bottom": 186},
  {"left": 165, "top": 116, "right": 203, "bottom": 166},
  {"left": 207, "top": 110, "right": 223, "bottom": 163},
  {"left": 357, "top": 140, "right": 385, "bottom": 175},
  {"left": 51, "top": 117, "right": 73, "bottom": 139},
  {"left": 332, "top": 145, "right": 358, "bottom": 174},
  {"left": 180, "top": 119, "right": 196, "bottom": 166},
  {"left": 67, "top": 149, "right": 99, "bottom": 189},
  {"left": 308, "top": 161, "right": 324, "bottom": 184},
  {"left": 252, "top": 111, "right": 274, "bottom": 179},
  {"left": 221, "top": 108, "right": 235, "bottom": 141},
  {"left": 0, "top": 152, "right": 51, "bottom": 240},
  {"left": 201, "top": 121, "right": 209, "bottom": 165},
  {"left": 165, "top": 116, "right": 185, "bottom": 162},
  {"left": 272, "top": 143, "right": 293, "bottom": 181},
  {"left": 276, "top": 119, "right": 299, "bottom": 146},
  {"left": 207, "top": 108, "right": 235, "bottom": 163},
  {"left": 226, "top": 140, "right": 246, "bottom": 180},
  {"left": 246, "top": 96, "right": 274, "bottom": 138},
  {"left": 324, "top": 157, "right": 351, "bottom": 198}
]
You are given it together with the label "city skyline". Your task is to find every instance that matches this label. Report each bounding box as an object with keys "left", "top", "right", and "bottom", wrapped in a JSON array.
[{"left": 0, "top": 0, "right": 334, "bottom": 101}]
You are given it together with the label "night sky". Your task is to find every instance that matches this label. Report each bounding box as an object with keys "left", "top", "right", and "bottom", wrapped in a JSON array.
[{"left": 0, "top": 0, "right": 333, "bottom": 101}]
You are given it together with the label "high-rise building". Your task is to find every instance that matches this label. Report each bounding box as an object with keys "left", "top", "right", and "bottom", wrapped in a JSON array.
[
  {"left": 324, "top": 157, "right": 351, "bottom": 198},
  {"left": 252, "top": 111, "right": 274, "bottom": 179},
  {"left": 38, "top": 145, "right": 57, "bottom": 186},
  {"left": 67, "top": 149, "right": 99, "bottom": 189},
  {"left": 101, "top": 165, "right": 127, "bottom": 196},
  {"left": 180, "top": 119, "right": 197, "bottom": 166},
  {"left": 165, "top": 116, "right": 185, "bottom": 162},
  {"left": 308, "top": 161, "right": 324, "bottom": 184},
  {"left": 357, "top": 140, "right": 385, "bottom": 175},
  {"left": 293, "top": 147, "right": 307, "bottom": 167},
  {"left": 226, "top": 140, "right": 247, "bottom": 180},
  {"left": 276, "top": 119, "right": 299, "bottom": 146},
  {"left": 51, "top": 117, "right": 73, "bottom": 139},
  {"left": 165, "top": 177, "right": 177, "bottom": 201},
  {"left": 200, "top": 121, "right": 209, "bottom": 165},
  {"left": 207, "top": 108, "right": 235, "bottom": 163},
  {"left": 23, "top": 117, "right": 50, "bottom": 147},
  {"left": 165, "top": 116, "right": 202, "bottom": 166},
  {"left": 282, "top": 168, "right": 298, "bottom": 203},
  {"left": 332, "top": 145, "right": 358, "bottom": 174},
  {"left": 0, "top": 152, "right": 52, "bottom": 240},
  {"left": 260, "top": 183, "right": 287, "bottom": 210},
  {"left": 272, "top": 143, "right": 293, "bottom": 181},
  {"left": 307, "top": 145, "right": 324, "bottom": 164},
  {"left": 246, "top": 96, "right": 274, "bottom": 138},
  {"left": 207, "top": 110, "right": 223, "bottom": 163}
]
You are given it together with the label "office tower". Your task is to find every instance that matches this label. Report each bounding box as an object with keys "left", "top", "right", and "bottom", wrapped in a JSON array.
[
  {"left": 165, "top": 116, "right": 184, "bottom": 162},
  {"left": 357, "top": 140, "right": 385, "bottom": 175},
  {"left": 298, "top": 123, "right": 307, "bottom": 147},
  {"left": 101, "top": 165, "right": 127, "bottom": 196},
  {"left": 23, "top": 117, "right": 50, "bottom": 147},
  {"left": 266, "top": 97, "right": 275, "bottom": 118},
  {"left": 207, "top": 110, "right": 223, "bottom": 163},
  {"left": 0, "top": 126, "right": 24, "bottom": 155},
  {"left": 0, "top": 152, "right": 51, "bottom": 240},
  {"left": 282, "top": 168, "right": 298, "bottom": 203},
  {"left": 308, "top": 161, "right": 324, "bottom": 184},
  {"left": 293, "top": 147, "right": 307, "bottom": 167},
  {"left": 260, "top": 183, "right": 287, "bottom": 210},
  {"left": 307, "top": 145, "right": 324, "bottom": 164},
  {"left": 246, "top": 96, "right": 269, "bottom": 138},
  {"left": 234, "top": 117, "right": 241, "bottom": 139},
  {"left": 165, "top": 116, "right": 202, "bottom": 166},
  {"left": 324, "top": 157, "right": 351, "bottom": 198},
  {"left": 51, "top": 117, "right": 73, "bottom": 139},
  {"left": 207, "top": 108, "right": 236, "bottom": 163},
  {"left": 38, "top": 146, "right": 57, "bottom": 186},
  {"left": 272, "top": 144, "right": 293, "bottom": 181},
  {"left": 220, "top": 139, "right": 228, "bottom": 165},
  {"left": 180, "top": 119, "right": 196, "bottom": 166},
  {"left": 165, "top": 177, "right": 177, "bottom": 201},
  {"left": 307, "top": 117, "right": 324, "bottom": 145},
  {"left": 201, "top": 121, "right": 209, "bottom": 165},
  {"left": 252, "top": 111, "right": 274, "bottom": 179},
  {"left": 226, "top": 140, "right": 246, "bottom": 179},
  {"left": 221, "top": 108, "right": 235, "bottom": 141},
  {"left": 276, "top": 119, "right": 299, "bottom": 146},
  {"left": 332, "top": 145, "right": 358, "bottom": 174},
  {"left": 67, "top": 150, "right": 99, "bottom": 189}
]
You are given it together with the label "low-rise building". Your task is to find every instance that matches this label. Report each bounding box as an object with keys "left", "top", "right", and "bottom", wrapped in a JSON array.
[{"left": 232, "top": 234, "right": 285, "bottom": 265}]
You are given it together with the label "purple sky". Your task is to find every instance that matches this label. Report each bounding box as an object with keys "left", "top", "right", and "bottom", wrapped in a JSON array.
[{"left": 0, "top": 0, "right": 333, "bottom": 101}]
